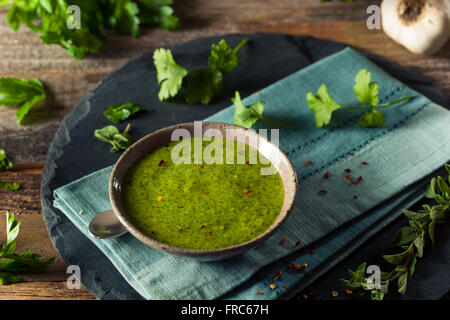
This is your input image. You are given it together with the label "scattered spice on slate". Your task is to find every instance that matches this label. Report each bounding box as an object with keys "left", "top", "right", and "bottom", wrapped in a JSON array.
[
  {"left": 360, "top": 161, "right": 368, "bottom": 165},
  {"left": 310, "top": 250, "right": 315, "bottom": 255},
  {"left": 273, "top": 275, "right": 280, "bottom": 281},
  {"left": 345, "top": 173, "right": 352, "bottom": 180},
  {"left": 323, "top": 171, "right": 330, "bottom": 179},
  {"left": 282, "top": 285, "right": 288, "bottom": 289},
  {"left": 269, "top": 284, "right": 276, "bottom": 290},
  {"left": 295, "top": 240, "right": 302, "bottom": 247},
  {"left": 317, "top": 190, "right": 327, "bottom": 196},
  {"left": 355, "top": 176, "right": 363, "bottom": 184},
  {"left": 332, "top": 290, "right": 339, "bottom": 297},
  {"left": 257, "top": 291, "right": 263, "bottom": 295},
  {"left": 349, "top": 152, "right": 354, "bottom": 156},
  {"left": 294, "top": 264, "right": 302, "bottom": 270},
  {"left": 345, "top": 288, "right": 353, "bottom": 295},
  {"left": 344, "top": 168, "right": 351, "bottom": 173},
  {"left": 304, "top": 160, "right": 312, "bottom": 166},
  {"left": 287, "top": 264, "right": 293, "bottom": 269},
  {"left": 281, "top": 237, "right": 288, "bottom": 243}
]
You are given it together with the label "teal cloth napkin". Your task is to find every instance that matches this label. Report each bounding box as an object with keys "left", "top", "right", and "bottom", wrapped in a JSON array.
[{"left": 53, "top": 47, "right": 450, "bottom": 299}]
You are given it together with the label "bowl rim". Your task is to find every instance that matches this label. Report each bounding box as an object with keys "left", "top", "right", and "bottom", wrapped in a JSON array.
[{"left": 109, "top": 121, "right": 298, "bottom": 257}]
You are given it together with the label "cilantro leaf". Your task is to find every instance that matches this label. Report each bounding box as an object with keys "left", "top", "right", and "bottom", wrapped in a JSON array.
[
  {"left": 137, "top": 0, "right": 180, "bottom": 30},
  {"left": 94, "top": 124, "right": 134, "bottom": 152},
  {"left": 0, "top": 149, "right": 13, "bottom": 171},
  {"left": 185, "top": 69, "right": 223, "bottom": 104},
  {"left": 306, "top": 84, "right": 341, "bottom": 127},
  {"left": 232, "top": 91, "right": 264, "bottom": 129},
  {"left": 359, "top": 109, "right": 386, "bottom": 127},
  {"left": 0, "top": 272, "right": 20, "bottom": 285},
  {"left": 353, "top": 69, "right": 379, "bottom": 106},
  {"left": 105, "top": 0, "right": 141, "bottom": 37},
  {"left": 104, "top": 102, "right": 143, "bottom": 123},
  {"left": 0, "top": 77, "right": 47, "bottom": 124},
  {"left": 208, "top": 39, "right": 245, "bottom": 74},
  {"left": 0, "top": 181, "right": 20, "bottom": 191},
  {"left": 153, "top": 48, "right": 189, "bottom": 101},
  {"left": 232, "top": 91, "right": 297, "bottom": 129}
]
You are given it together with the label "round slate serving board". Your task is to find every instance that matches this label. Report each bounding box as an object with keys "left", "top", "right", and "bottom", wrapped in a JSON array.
[{"left": 41, "top": 33, "right": 450, "bottom": 300}]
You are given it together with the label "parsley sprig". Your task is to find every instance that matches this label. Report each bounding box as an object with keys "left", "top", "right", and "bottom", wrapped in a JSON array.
[
  {"left": 307, "top": 69, "right": 413, "bottom": 128},
  {"left": 232, "top": 91, "right": 297, "bottom": 129},
  {"left": 94, "top": 123, "right": 134, "bottom": 152},
  {"left": 0, "top": 212, "right": 54, "bottom": 284},
  {"left": 154, "top": 38, "right": 248, "bottom": 104},
  {"left": 103, "top": 102, "right": 143, "bottom": 124},
  {"left": 341, "top": 164, "right": 450, "bottom": 300},
  {"left": 0, "top": 0, "right": 179, "bottom": 59}
]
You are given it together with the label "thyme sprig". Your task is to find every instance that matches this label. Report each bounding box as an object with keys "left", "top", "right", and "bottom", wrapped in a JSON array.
[{"left": 340, "top": 164, "right": 450, "bottom": 300}]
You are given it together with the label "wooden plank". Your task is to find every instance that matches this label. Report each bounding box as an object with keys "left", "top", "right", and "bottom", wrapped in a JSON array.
[{"left": 0, "top": 282, "right": 96, "bottom": 300}]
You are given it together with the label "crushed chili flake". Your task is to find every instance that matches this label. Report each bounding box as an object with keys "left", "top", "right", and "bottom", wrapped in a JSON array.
[
  {"left": 323, "top": 171, "right": 330, "bottom": 179},
  {"left": 282, "top": 285, "right": 288, "bottom": 289},
  {"left": 203, "top": 190, "right": 209, "bottom": 194},
  {"left": 344, "top": 168, "right": 351, "bottom": 173},
  {"left": 336, "top": 161, "right": 340, "bottom": 164},
  {"left": 200, "top": 164, "right": 205, "bottom": 168},
  {"left": 294, "top": 264, "right": 302, "bottom": 270},
  {"left": 360, "top": 161, "right": 368, "bottom": 165},
  {"left": 310, "top": 250, "right": 315, "bottom": 255},
  {"left": 345, "top": 288, "right": 353, "bottom": 295},
  {"left": 257, "top": 291, "right": 263, "bottom": 295},
  {"left": 304, "top": 160, "right": 312, "bottom": 166},
  {"left": 158, "top": 160, "right": 165, "bottom": 167},
  {"left": 244, "top": 189, "right": 250, "bottom": 195},
  {"left": 281, "top": 237, "right": 288, "bottom": 242},
  {"left": 178, "top": 229, "right": 183, "bottom": 234},
  {"left": 295, "top": 240, "right": 302, "bottom": 247},
  {"left": 205, "top": 231, "right": 213, "bottom": 236},
  {"left": 349, "top": 152, "right": 354, "bottom": 156},
  {"left": 317, "top": 190, "right": 327, "bottom": 196},
  {"left": 302, "top": 263, "right": 308, "bottom": 268},
  {"left": 200, "top": 225, "right": 207, "bottom": 229},
  {"left": 157, "top": 195, "right": 164, "bottom": 202},
  {"left": 269, "top": 284, "right": 276, "bottom": 290},
  {"left": 344, "top": 173, "right": 352, "bottom": 180},
  {"left": 273, "top": 275, "right": 280, "bottom": 281},
  {"left": 332, "top": 290, "right": 339, "bottom": 297},
  {"left": 355, "top": 176, "right": 363, "bottom": 184}
]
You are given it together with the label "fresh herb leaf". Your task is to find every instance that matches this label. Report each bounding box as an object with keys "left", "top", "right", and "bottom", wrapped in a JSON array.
[
  {"left": 232, "top": 91, "right": 297, "bottom": 129},
  {"left": 353, "top": 69, "right": 379, "bottom": 106},
  {"left": 0, "top": 77, "right": 46, "bottom": 124},
  {"left": 153, "top": 48, "right": 189, "bottom": 101},
  {"left": 358, "top": 109, "right": 385, "bottom": 127},
  {"left": 306, "top": 69, "right": 413, "bottom": 128},
  {"left": 0, "top": 212, "right": 54, "bottom": 284},
  {"left": 306, "top": 84, "right": 341, "bottom": 128},
  {"left": 0, "top": 149, "right": 13, "bottom": 171},
  {"left": 0, "top": 181, "right": 20, "bottom": 191},
  {"left": 104, "top": 102, "right": 143, "bottom": 123},
  {"left": 94, "top": 124, "right": 134, "bottom": 152},
  {"left": 154, "top": 38, "right": 248, "bottom": 104},
  {"left": 340, "top": 165, "right": 450, "bottom": 299},
  {"left": 137, "top": 0, "right": 180, "bottom": 30}
]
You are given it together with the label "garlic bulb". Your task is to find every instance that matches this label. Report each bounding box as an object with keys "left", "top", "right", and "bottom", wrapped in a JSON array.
[{"left": 381, "top": 0, "right": 450, "bottom": 54}]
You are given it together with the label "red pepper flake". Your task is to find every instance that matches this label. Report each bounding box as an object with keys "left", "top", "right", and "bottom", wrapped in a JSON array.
[
  {"left": 201, "top": 225, "right": 207, "bottom": 229},
  {"left": 344, "top": 173, "right": 352, "bottom": 180},
  {"left": 257, "top": 291, "right": 263, "bottom": 295},
  {"left": 344, "top": 168, "right": 351, "bottom": 173},
  {"left": 205, "top": 231, "right": 213, "bottom": 236},
  {"left": 282, "top": 285, "right": 288, "bottom": 289},
  {"left": 302, "top": 263, "right": 308, "bottom": 268},
  {"left": 345, "top": 288, "right": 353, "bottom": 295},
  {"left": 269, "top": 284, "right": 276, "bottom": 290},
  {"left": 244, "top": 189, "right": 250, "bottom": 195},
  {"left": 332, "top": 290, "right": 339, "bottom": 297},
  {"left": 287, "top": 264, "right": 293, "bottom": 269},
  {"left": 262, "top": 176, "right": 266, "bottom": 179},
  {"left": 200, "top": 164, "right": 205, "bottom": 168},
  {"left": 203, "top": 190, "right": 209, "bottom": 194},
  {"left": 360, "top": 161, "right": 368, "bottom": 165},
  {"left": 178, "top": 229, "right": 183, "bottom": 234},
  {"left": 280, "top": 237, "right": 288, "bottom": 243},
  {"left": 273, "top": 275, "right": 280, "bottom": 281},
  {"left": 310, "top": 250, "right": 315, "bottom": 255},
  {"left": 158, "top": 160, "right": 165, "bottom": 167},
  {"left": 349, "top": 152, "right": 354, "bottom": 156},
  {"left": 294, "top": 264, "right": 302, "bottom": 270},
  {"left": 355, "top": 176, "right": 363, "bottom": 184},
  {"left": 295, "top": 240, "right": 302, "bottom": 247},
  {"left": 304, "top": 160, "right": 312, "bottom": 166},
  {"left": 323, "top": 171, "right": 330, "bottom": 179}
]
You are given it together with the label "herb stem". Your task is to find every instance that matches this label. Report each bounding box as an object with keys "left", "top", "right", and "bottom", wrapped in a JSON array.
[
  {"left": 233, "top": 38, "right": 248, "bottom": 54},
  {"left": 250, "top": 108, "right": 297, "bottom": 129},
  {"left": 339, "top": 96, "right": 414, "bottom": 110}
]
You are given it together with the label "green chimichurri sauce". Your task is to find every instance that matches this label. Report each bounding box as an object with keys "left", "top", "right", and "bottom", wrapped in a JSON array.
[{"left": 122, "top": 137, "right": 284, "bottom": 250}]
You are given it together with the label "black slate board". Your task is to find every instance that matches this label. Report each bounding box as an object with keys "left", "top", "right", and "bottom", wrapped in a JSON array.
[{"left": 41, "top": 33, "right": 450, "bottom": 300}]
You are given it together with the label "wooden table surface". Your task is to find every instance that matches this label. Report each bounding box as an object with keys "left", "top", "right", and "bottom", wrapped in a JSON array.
[{"left": 0, "top": 0, "right": 449, "bottom": 300}]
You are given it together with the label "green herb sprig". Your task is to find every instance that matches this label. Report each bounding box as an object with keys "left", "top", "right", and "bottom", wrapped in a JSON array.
[
  {"left": 0, "top": 77, "right": 47, "bottom": 125},
  {"left": 154, "top": 38, "right": 248, "bottom": 104},
  {"left": 340, "top": 164, "right": 450, "bottom": 300},
  {"left": 0, "top": 212, "right": 54, "bottom": 284},
  {"left": 232, "top": 91, "right": 297, "bottom": 129},
  {"left": 306, "top": 69, "right": 413, "bottom": 128},
  {"left": 0, "top": 0, "right": 179, "bottom": 59},
  {"left": 94, "top": 123, "right": 134, "bottom": 152},
  {"left": 104, "top": 102, "right": 143, "bottom": 124},
  {"left": 0, "top": 148, "right": 20, "bottom": 191}
]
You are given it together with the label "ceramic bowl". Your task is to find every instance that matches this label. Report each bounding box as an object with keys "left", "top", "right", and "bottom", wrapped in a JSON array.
[{"left": 109, "top": 122, "right": 297, "bottom": 261}]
